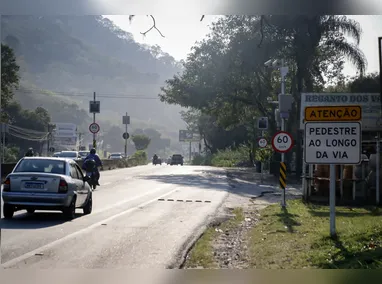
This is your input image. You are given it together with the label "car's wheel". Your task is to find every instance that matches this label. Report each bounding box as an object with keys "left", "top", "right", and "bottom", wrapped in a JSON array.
[
  {"left": 3, "top": 204, "right": 14, "bottom": 219},
  {"left": 26, "top": 209, "right": 35, "bottom": 214},
  {"left": 83, "top": 192, "right": 93, "bottom": 215},
  {"left": 63, "top": 197, "right": 76, "bottom": 220}
]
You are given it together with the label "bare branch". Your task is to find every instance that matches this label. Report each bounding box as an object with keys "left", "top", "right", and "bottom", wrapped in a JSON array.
[
  {"left": 141, "top": 15, "right": 165, "bottom": 37},
  {"left": 200, "top": 15, "right": 205, "bottom": 21}
]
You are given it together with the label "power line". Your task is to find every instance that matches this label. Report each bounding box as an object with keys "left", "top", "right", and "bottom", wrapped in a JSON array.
[
  {"left": 15, "top": 88, "right": 162, "bottom": 100},
  {"left": 8, "top": 131, "right": 48, "bottom": 141},
  {"left": 8, "top": 125, "right": 48, "bottom": 135}
]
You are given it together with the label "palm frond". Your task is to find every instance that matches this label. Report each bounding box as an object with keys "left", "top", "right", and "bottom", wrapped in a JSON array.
[
  {"left": 322, "top": 16, "right": 362, "bottom": 44},
  {"left": 325, "top": 38, "right": 367, "bottom": 75}
]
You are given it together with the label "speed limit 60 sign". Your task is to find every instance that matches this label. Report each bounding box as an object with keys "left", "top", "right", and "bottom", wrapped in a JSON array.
[{"left": 271, "top": 131, "right": 294, "bottom": 153}]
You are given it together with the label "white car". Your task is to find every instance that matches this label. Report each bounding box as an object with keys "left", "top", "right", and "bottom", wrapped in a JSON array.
[
  {"left": 109, "top": 153, "right": 123, "bottom": 160},
  {"left": 2, "top": 157, "right": 93, "bottom": 220},
  {"left": 58, "top": 151, "right": 82, "bottom": 161}
]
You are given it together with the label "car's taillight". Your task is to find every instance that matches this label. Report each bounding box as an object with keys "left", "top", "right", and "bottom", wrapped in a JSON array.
[
  {"left": 58, "top": 179, "right": 68, "bottom": 193},
  {"left": 3, "top": 177, "right": 11, "bottom": 192}
]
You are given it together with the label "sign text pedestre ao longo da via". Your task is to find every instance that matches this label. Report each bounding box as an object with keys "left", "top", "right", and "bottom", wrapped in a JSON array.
[{"left": 303, "top": 105, "right": 362, "bottom": 238}]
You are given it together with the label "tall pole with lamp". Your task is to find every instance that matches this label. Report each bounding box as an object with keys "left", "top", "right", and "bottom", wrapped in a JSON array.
[{"left": 265, "top": 59, "right": 291, "bottom": 208}]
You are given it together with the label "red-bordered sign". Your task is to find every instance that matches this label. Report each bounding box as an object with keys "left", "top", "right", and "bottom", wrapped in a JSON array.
[
  {"left": 271, "top": 131, "right": 294, "bottom": 153},
  {"left": 258, "top": 137, "right": 268, "bottom": 148},
  {"left": 89, "top": 122, "right": 100, "bottom": 134}
]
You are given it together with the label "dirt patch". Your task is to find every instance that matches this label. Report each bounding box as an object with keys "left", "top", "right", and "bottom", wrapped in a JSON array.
[{"left": 183, "top": 168, "right": 302, "bottom": 269}]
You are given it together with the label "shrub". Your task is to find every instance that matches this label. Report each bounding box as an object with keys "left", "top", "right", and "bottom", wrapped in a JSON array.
[
  {"left": 210, "top": 145, "right": 249, "bottom": 167},
  {"left": 191, "top": 154, "right": 212, "bottom": 165}
]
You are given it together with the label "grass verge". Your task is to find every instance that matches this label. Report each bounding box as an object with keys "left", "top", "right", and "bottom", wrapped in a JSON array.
[
  {"left": 249, "top": 199, "right": 382, "bottom": 268},
  {"left": 185, "top": 208, "right": 244, "bottom": 268}
]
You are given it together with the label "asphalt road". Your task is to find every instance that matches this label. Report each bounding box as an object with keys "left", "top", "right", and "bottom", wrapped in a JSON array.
[{"left": 0, "top": 164, "right": 229, "bottom": 268}]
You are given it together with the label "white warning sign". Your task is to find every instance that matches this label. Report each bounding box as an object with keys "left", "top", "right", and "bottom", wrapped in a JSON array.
[{"left": 304, "top": 121, "right": 361, "bottom": 165}]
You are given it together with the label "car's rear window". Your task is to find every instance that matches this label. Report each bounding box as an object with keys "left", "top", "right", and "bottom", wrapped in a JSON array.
[
  {"left": 14, "top": 159, "right": 66, "bottom": 174},
  {"left": 173, "top": 155, "right": 182, "bottom": 157}
]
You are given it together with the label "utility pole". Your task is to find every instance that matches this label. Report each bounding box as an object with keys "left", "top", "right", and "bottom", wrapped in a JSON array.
[
  {"left": 46, "top": 123, "right": 55, "bottom": 156},
  {"left": 125, "top": 113, "right": 128, "bottom": 157},
  {"left": 280, "top": 59, "right": 287, "bottom": 208},
  {"left": 265, "top": 58, "right": 290, "bottom": 209},
  {"left": 189, "top": 141, "right": 192, "bottom": 162}
]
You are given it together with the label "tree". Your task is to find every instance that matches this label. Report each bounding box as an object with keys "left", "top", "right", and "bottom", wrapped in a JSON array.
[
  {"left": 158, "top": 15, "right": 367, "bottom": 174},
  {"left": 348, "top": 73, "right": 380, "bottom": 93},
  {"left": 5, "top": 101, "right": 51, "bottom": 155},
  {"left": 1, "top": 43, "right": 20, "bottom": 120},
  {"left": 132, "top": 134, "right": 151, "bottom": 150}
]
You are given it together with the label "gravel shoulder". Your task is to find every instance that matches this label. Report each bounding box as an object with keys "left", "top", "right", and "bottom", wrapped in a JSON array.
[{"left": 183, "top": 168, "right": 302, "bottom": 269}]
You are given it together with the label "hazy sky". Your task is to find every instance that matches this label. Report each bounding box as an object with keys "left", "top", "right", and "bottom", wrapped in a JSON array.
[{"left": 105, "top": 15, "right": 382, "bottom": 77}]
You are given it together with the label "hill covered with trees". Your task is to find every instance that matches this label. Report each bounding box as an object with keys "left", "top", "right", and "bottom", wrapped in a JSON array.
[{"left": 1, "top": 15, "right": 186, "bottom": 151}]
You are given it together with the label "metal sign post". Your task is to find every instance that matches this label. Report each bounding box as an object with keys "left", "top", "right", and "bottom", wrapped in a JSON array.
[
  {"left": 89, "top": 92, "right": 100, "bottom": 149},
  {"left": 123, "top": 113, "right": 130, "bottom": 158},
  {"left": 304, "top": 105, "right": 362, "bottom": 238},
  {"left": 179, "top": 130, "right": 200, "bottom": 163},
  {"left": 258, "top": 131, "right": 268, "bottom": 183},
  {"left": 271, "top": 130, "right": 294, "bottom": 208}
]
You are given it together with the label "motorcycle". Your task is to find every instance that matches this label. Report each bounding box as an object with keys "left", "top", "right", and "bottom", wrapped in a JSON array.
[
  {"left": 152, "top": 157, "right": 162, "bottom": 165},
  {"left": 85, "top": 171, "right": 98, "bottom": 189}
]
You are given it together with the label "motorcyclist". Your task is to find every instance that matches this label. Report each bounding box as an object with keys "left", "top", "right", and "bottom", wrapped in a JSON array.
[
  {"left": 153, "top": 153, "right": 158, "bottom": 162},
  {"left": 25, "top": 148, "right": 34, "bottom": 157},
  {"left": 82, "top": 148, "right": 103, "bottom": 185}
]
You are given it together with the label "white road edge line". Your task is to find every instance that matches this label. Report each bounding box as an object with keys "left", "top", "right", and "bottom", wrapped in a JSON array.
[{"left": 1, "top": 187, "right": 179, "bottom": 268}]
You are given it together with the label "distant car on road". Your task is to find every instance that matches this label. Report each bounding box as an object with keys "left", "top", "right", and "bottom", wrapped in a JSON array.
[
  {"left": 58, "top": 151, "right": 82, "bottom": 161},
  {"left": 2, "top": 157, "right": 93, "bottom": 220},
  {"left": 170, "top": 154, "right": 184, "bottom": 166},
  {"left": 109, "top": 153, "right": 123, "bottom": 160}
]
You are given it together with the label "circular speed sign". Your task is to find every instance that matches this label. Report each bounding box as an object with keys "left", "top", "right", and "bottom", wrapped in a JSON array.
[
  {"left": 89, "top": 122, "right": 100, "bottom": 134},
  {"left": 258, "top": 137, "right": 268, "bottom": 148},
  {"left": 271, "top": 131, "right": 294, "bottom": 153}
]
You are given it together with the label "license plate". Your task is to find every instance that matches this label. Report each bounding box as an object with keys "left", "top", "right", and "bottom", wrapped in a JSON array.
[{"left": 24, "top": 182, "right": 44, "bottom": 189}]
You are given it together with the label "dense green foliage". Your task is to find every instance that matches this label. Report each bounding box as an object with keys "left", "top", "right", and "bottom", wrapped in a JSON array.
[
  {"left": 1, "top": 43, "right": 52, "bottom": 161},
  {"left": 130, "top": 150, "right": 148, "bottom": 164},
  {"left": 160, "top": 15, "right": 369, "bottom": 172},
  {"left": 131, "top": 134, "right": 151, "bottom": 151}
]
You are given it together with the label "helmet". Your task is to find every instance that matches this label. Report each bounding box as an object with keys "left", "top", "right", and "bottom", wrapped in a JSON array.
[
  {"left": 28, "top": 147, "right": 34, "bottom": 151},
  {"left": 90, "top": 148, "right": 96, "bottom": 154}
]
